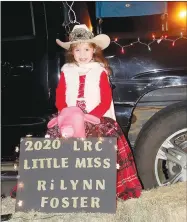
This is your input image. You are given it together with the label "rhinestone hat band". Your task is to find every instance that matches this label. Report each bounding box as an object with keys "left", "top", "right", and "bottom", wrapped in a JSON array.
[{"left": 69, "top": 28, "right": 94, "bottom": 42}]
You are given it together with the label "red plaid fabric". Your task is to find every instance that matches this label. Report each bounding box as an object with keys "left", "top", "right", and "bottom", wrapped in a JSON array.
[
  {"left": 116, "top": 135, "right": 142, "bottom": 199},
  {"left": 84, "top": 117, "right": 142, "bottom": 200}
]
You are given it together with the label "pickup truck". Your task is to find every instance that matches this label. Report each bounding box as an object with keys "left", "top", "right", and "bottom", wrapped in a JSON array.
[{"left": 1, "top": 1, "right": 187, "bottom": 192}]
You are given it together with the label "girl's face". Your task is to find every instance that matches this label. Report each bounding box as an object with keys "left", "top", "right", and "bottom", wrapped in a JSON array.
[{"left": 72, "top": 43, "right": 94, "bottom": 64}]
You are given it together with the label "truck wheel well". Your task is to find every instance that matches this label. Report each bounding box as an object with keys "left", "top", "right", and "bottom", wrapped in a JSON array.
[{"left": 128, "top": 86, "right": 187, "bottom": 146}]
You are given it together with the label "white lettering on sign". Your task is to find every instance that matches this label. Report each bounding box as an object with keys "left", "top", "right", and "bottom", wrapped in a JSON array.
[
  {"left": 37, "top": 179, "right": 106, "bottom": 191},
  {"left": 23, "top": 158, "right": 69, "bottom": 170},
  {"left": 75, "top": 158, "right": 110, "bottom": 168},
  {"left": 40, "top": 196, "right": 100, "bottom": 208},
  {"left": 25, "top": 139, "right": 61, "bottom": 151},
  {"left": 73, "top": 141, "right": 103, "bottom": 151}
]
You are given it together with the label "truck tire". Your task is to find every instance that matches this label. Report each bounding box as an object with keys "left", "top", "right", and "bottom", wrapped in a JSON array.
[{"left": 134, "top": 101, "right": 187, "bottom": 189}]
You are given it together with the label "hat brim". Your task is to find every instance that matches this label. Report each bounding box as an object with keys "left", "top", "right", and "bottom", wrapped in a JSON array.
[{"left": 56, "top": 34, "right": 110, "bottom": 50}]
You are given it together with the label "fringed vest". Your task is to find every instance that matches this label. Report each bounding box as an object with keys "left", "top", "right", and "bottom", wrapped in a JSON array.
[{"left": 61, "top": 62, "right": 116, "bottom": 120}]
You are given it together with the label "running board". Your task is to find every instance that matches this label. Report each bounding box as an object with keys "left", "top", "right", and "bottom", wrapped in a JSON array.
[
  {"left": 1, "top": 171, "right": 19, "bottom": 181},
  {"left": 1, "top": 161, "right": 19, "bottom": 181}
]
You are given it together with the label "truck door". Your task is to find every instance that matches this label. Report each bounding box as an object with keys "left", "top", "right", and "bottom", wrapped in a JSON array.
[{"left": 1, "top": 2, "right": 48, "bottom": 159}]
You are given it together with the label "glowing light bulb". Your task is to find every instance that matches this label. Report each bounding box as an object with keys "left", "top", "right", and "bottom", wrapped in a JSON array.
[
  {"left": 98, "top": 137, "right": 104, "bottom": 142},
  {"left": 17, "top": 200, "right": 23, "bottom": 207},
  {"left": 45, "top": 134, "right": 50, "bottom": 138},
  {"left": 14, "top": 164, "right": 18, "bottom": 170},
  {"left": 121, "top": 48, "right": 125, "bottom": 54},
  {"left": 115, "top": 38, "right": 118, "bottom": 42},
  {"left": 172, "top": 42, "right": 175, "bottom": 46},
  {"left": 116, "top": 164, "right": 120, "bottom": 169},
  {"left": 179, "top": 10, "right": 186, "bottom": 18}
]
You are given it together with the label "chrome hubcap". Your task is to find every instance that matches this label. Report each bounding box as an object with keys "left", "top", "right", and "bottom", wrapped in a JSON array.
[{"left": 155, "top": 128, "right": 187, "bottom": 186}]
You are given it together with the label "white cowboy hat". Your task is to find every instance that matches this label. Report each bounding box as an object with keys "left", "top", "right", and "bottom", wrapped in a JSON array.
[{"left": 56, "top": 24, "right": 110, "bottom": 50}]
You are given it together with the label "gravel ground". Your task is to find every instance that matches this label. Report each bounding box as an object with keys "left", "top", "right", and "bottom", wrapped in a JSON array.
[{"left": 1, "top": 182, "right": 186, "bottom": 222}]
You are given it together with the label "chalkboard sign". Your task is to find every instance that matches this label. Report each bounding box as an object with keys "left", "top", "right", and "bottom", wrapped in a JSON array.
[{"left": 16, "top": 137, "right": 117, "bottom": 213}]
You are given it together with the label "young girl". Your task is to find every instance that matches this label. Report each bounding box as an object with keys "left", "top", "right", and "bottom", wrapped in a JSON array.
[{"left": 46, "top": 24, "right": 142, "bottom": 200}]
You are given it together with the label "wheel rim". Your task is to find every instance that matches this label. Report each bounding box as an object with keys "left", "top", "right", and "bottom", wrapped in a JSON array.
[{"left": 155, "top": 128, "right": 187, "bottom": 186}]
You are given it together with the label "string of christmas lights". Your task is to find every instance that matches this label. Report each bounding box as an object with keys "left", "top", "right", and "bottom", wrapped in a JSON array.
[
  {"left": 61, "top": 1, "right": 187, "bottom": 52},
  {"left": 62, "top": 1, "right": 80, "bottom": 34},
  {"left": 111, "top": 32, "right": 187, "bottom": 53}
]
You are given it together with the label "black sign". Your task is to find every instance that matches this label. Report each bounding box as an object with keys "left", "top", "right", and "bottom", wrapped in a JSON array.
[{"left": 16, "top": 137, "right": 117, "bottom": 213}]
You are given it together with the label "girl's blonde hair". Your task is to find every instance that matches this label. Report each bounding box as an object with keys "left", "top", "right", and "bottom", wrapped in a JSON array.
[{"left": 65, "top": 42, "right": 111, "bottom": 75}]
